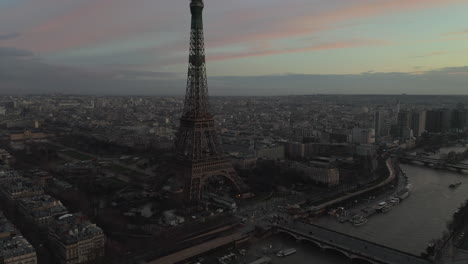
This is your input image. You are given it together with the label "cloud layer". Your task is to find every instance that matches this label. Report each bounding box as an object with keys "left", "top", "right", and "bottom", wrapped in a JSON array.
[
  {"left": 0, "top": 0, "right": 468, "bottom": 94},
  {"left": 1, "top": 47, "right": 468, "bottom": 96}
]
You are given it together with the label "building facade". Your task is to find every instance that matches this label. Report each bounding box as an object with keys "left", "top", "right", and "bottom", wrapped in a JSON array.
[
  {"left": 48, "top": 214, "right": 105, "bottom": 264},
  {"left": 410, "top": 110, "right": 426, "bottom": 137},
  {"left": 351, "top": 128, "right": 376, "bottom": 144}
]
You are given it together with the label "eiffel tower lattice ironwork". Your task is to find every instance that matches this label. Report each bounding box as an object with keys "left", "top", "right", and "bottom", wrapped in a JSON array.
[{"left": 175, "top": 0, "right": 247, "bottom": 204}]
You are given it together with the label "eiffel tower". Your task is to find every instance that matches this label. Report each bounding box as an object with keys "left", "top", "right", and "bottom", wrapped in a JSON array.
[{"left": 175, "top": 0, "right": 247, "bottom": 204}]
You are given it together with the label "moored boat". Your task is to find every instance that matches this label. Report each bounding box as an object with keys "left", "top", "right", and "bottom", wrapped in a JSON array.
[
  {"left": 352, "top": 215, "right": 368, "bottom": 226},
  {"left": 449, "top": 181, "right": 462, "bottom": 189},
  {"left": 381, "top": 204, "right": 393, "bottom": 213},
  {"left": 397, "top": 184, "right": 413, "bottom": 200},
  {"left": 248, "top": 256, "right": 271, "bottom": 264},
  {"left": 372, "top": 201, "right": 387, "bottom": 211},
  {"left": 276, "top": 248, "right": 297, "bottom": 257}
]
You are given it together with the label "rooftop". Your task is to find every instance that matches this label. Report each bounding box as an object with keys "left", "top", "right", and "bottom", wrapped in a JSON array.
[
  {"left": 50, "top": 214, "right": 103, "bottom": 245},
  {"left": 19, "top": 195, "right": 68, "bottom": 218},
  {"left": 0, "top": 212, "right": 16, "bottom": 236},
  {"left": 0, "top": 169, "right": 22, "bottom": 182},
  {"left": 48, "top": 178, "right": 73, "bottom": 190},
  {"left": 2, "top": 178, "right": 43, "bottom": 195},
  {"left": 0, "top": 236, "right": 35, "bottom": 259}
]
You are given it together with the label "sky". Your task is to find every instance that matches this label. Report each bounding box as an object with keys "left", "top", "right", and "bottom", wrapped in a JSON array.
[{"left": 0, "top": 0, "right": 468, "bottom": 95}]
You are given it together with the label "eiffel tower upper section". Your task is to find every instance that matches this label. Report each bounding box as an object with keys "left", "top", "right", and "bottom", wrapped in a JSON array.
[
  {"left": 182, "top": 0, "right": 210, "bottom": 120},
  {"left": 175, "top": 0, "right": 224, "bottom": 162}
]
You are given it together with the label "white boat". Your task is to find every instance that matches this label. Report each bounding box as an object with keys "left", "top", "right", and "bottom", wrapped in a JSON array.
[
  {"left": 276, "top": 248, "right": 297, "bottom": 257},
  {"left": 397, "top": 184, "right": 413, "bottom": 200},
  {"left": 372, "top": 201, "right": 387, "bottom": 210},
  {"left": 406, "top": 184, "right": 414, "bottom": 191},
  {"left": 352, "top": 215, "right": 368, "bottom": 226},
  {"left": 398, "top": 190, "right": 409, "bottom": 200},
  {"left": 218, "top": 253, "right": 236, "bottom": 264},
  {"left": 389, "top": 197, "right": 400, "bottom": 204},
  {"left": 381, "top": 204, "right": 393, "bottom": 213}
]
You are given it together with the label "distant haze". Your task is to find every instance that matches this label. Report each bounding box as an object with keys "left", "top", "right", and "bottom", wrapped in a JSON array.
[{"left": 1, "top": 0, "right": 468, "bottom": 95}]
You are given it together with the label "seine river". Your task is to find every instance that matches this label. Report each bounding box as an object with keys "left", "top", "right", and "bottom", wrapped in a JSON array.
[{"left": 244, "top": 147, "right": 468, "bottom": 264}]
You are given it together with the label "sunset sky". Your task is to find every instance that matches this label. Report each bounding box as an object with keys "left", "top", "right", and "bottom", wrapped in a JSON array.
[{"left": 1, "top": 0, "right": 468, "bottom": 95}]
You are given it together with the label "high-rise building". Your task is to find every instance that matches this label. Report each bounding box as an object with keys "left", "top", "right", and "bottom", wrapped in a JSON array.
[
  {"left": 374, "top": 110, "right": 392, "bottom": 142},
  {"left": 352, "top": 128, "right": 375, "bottom": 144},
  {"left": 426, "top": 109, "right": 452, "bottom": 132},
  {"left": 285, "top": 142, "right": 305, "bottom": 160},
  {"left": 397, "top": 111, "right": 411, "bottom": 129},
  {"left": 451, "top": 108, "right": 468, "bottom": 131},
  {"left": 374, "top": 111, "right": 384, "bottom": 139},
  {"left": 396, "top": 111, "right": 413, "bottom": 138},
  {"left": 465, "top": 110, "right": 468, "bottom": 130},
  {"left": 410, "top": 110, "right": 426, "bottom": 137},
  {"left": 426, "top": 110, "right": 440, "bottom": 132},
  {"left": 441, "top": 109, "right": 452, "bottom": 131},
  {"left": 329, "top": 131, "right": 351, "bottom": 144}
]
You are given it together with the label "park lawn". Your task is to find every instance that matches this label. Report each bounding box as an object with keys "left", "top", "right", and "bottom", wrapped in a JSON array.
[
  {"left": 62, "top": 150, "right": 94, "bottom": 161},
  {"left": 108, "top": 164, "right": 145, "bottom": 177}
]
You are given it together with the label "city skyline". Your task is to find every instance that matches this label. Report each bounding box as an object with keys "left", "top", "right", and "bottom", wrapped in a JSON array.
[
  {"left": 1, "top": 0, "right": 468, "bottom": 95},
  {"left": 2, "top": 1, "right": 468, "bottom": 262}
]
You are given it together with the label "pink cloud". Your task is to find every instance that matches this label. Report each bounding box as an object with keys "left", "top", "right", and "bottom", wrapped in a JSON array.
[
  {"left": 208, "top": 39, "right": 391, "bottom": 62},
  {"left": 1, "top": 0, "right": 465, "bottom": 61},
  {"left": 207, "top": 0, "right": 466, "bottom": 50},
  {"left": 447, "top": 72, "right": 468, "bottom": 75},
  {"left": 2, "top": 0, "right": 178, "bottom": 53},
  {"left": 442, "top": 30, "right": 468, "bottom": 36},
  {"left": 0, "top": 0, "right": 81, "bottom": 33},
  {"left": 410, "top": 51, "right": 447, "bottom": 58},
  {"left": 147, "top": 0, "right": 463, "bottom": 66}
]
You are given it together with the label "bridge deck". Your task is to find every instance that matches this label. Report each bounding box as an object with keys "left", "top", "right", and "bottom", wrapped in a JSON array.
[
  {"left": 144, "top": 232, "right": 248, "bottom": 264},
  {"left": 275, "top": 221, "right": 430, "bottom": 264},
  {"left": 397, "top": 154, "right": 468, "bottom": 170}
]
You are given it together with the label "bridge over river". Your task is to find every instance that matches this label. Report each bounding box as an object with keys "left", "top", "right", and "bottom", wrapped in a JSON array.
[
  {"left": 262, "top": 220, "right": 430, "bottom": 264},
  {"left": 396, "top": 154, "right": 468, "bottom": 171}
]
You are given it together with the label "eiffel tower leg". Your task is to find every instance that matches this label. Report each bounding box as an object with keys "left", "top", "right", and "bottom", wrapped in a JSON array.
[
  {"left": 225, "top": 167, "right": 248, "bottom": 193},
  {"left": 185, "top": 176, "right": 201, "bottom": 204}
]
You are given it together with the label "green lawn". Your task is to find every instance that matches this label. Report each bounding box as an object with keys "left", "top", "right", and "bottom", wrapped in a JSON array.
[
  {"left": 108, "top": 164, "right": 145, "bottom": 177},
  {"left": 62, "top": 150, "right": 94, "bottom": 161},
  {"left": 97, "top": 177, "right": 128, "bottom": 190}
]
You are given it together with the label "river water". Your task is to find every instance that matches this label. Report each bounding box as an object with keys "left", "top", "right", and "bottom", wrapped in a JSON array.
[
  {"left": 242, "top": 147, "right": 468, "bottom": 264},
  {"left": 245, "top": 234, "right": 349, "bottom": 264}
]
